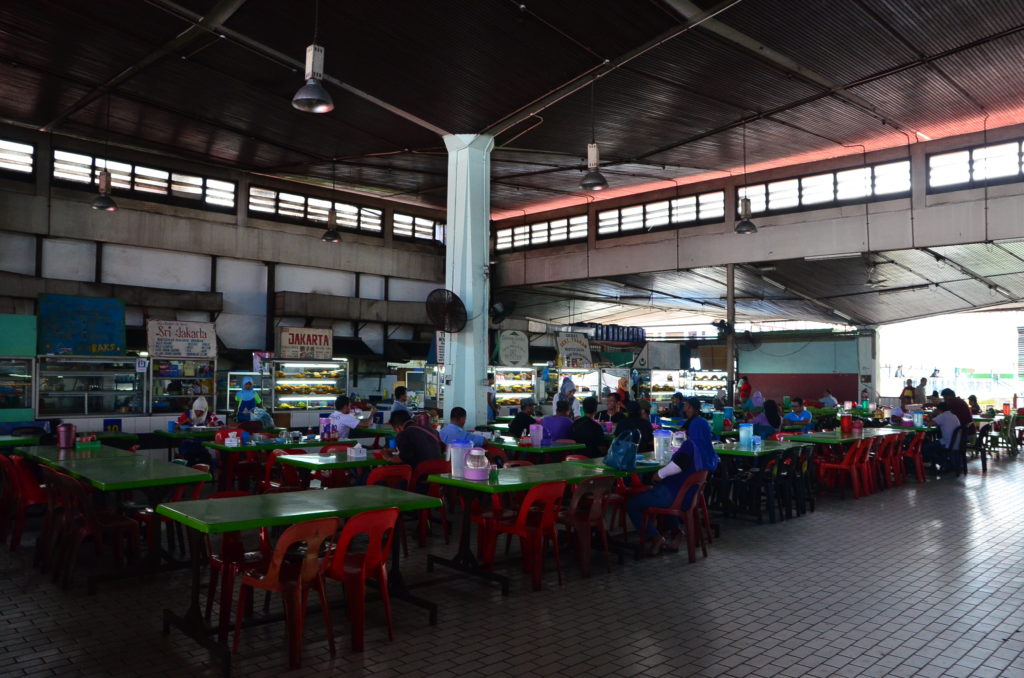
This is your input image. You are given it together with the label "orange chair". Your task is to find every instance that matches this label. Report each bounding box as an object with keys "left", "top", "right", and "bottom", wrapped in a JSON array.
[
  {"left": 0, "top": 454, "right": 48, "bottom": 551},
  {"left": 233, "top": 517, "right": 340, "bottom": 668},
  {"left": 639, "top": 470, "right": 709, "bottom": 563},
  {"left": 133, "top": 463, "right": 210, "bottom": 554},
  {"left": 558, "top": 476, "right": 616, "bottom": 577},
  {"left": 485, "top": 481, "right": 566, "bottom": 591},
  {"left": 257, "top": 450, "right": 307, "bottom": 494},
  {"left": 564, "top": 454, "right": 590, "bottom": 461},
  {"left": 409, "top": 460, "right": 451, "bottom": 547},
  {"left": 901, "top": 432, "right": 927, "bottom": 483},
  {"left": 205, "top": 491, "right": 272, "bottom": 624},
  {"left": 322, "top": 507, "right": 399, "bottom": 651}
]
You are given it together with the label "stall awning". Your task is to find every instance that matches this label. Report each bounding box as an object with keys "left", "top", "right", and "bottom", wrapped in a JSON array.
[
  {"left": 385, "top": 340, "right": 431, "bottom": 363},
  {"left": 334, "top": 338, "right": 379, "bottom": 360}
]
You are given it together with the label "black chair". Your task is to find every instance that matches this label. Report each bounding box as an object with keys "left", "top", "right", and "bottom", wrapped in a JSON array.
[{"left": 949, "top": 425, "right": 971, "bottom": 477}]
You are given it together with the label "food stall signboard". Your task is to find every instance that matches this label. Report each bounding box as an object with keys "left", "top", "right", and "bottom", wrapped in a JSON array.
[
  {"left": 38, "top": 294, "right": 125, "bottom": 355},
  {"left": 147, "top": 320, "right": 217, "bottom": 358},
  {"left": 556, "top": 332, "right": 592, "bottom": 368},
  {"left": 277, "top": 327, "right": 332, "bottom": 360},
  {"left": 498, "top": 330, "right": 529, "bottom": 367}
]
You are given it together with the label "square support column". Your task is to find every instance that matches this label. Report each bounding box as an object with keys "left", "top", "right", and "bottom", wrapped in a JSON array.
[{"left": 443, "top": 134, "right": 494, "bottom": 427}]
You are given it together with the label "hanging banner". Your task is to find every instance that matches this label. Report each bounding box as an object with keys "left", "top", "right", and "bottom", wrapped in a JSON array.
[
  {"left": 556, "top": 332, "right": 592, "bottom": 368},
  {"left": 277, "top": 327, "right": 333, "bottom": 360},
  {"left": 147, "top": 320, "right": 216, "bottom": 358},
  {"left": 38, "top": 294, "right": 125, "bottom": 355},
  {"left": 253, "top": 351, "right": 274, "bottom": 373},
  {"left": 498, "top": 330, "right": 529, "bottom": 367},
  {"left": 434, "top": 331, "right": 447, "bottom": 365},
  {"left": 634, "top": 342, "right": 680, "bottom": 370}
]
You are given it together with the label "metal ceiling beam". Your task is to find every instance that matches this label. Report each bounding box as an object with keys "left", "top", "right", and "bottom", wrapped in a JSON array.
[
  {"left": 146, "top": 0, "right": 452, "bottom": 137},
  {"left": 661, "top": 0, "right": 922, "bottom": 137},
  {"left": 919, "top": 248, "right": 1015, "bottom": 301},
  {"left": 747, "top": 267, "right": 863, "bottom": 325},
  {"left": 43, "top": 0, "right": 251, "bottom": 131}
]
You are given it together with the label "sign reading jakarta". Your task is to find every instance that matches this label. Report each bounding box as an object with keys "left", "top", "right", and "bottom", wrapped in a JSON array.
[
  {"left": 147, "top": 320, "right": 217, "bottom": 358},
  {"left": 278, "top": 327, "right": 333, "bottom": 360}
]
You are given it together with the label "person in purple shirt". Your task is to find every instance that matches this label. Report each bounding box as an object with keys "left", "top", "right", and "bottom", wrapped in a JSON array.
[{"left": 540, "top": 399, "right": 574, "bottom": 444}]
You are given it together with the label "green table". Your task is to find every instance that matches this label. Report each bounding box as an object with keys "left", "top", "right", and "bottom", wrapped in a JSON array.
[
  {"left": 488, "top": 438, "right": 585, "bottom": 462},
  {"left": 203, "top": 438, "right": 355, "bottom": 490},
  {"left": 349, "top": 426, "right": 395, "bottom": 442},
  {"left": 714, "top": 439, "right": 810, "bottom": 458},
  {"left": 17, "top": 444, "right": 135, "bottom": 466},
  {"left": 491, "top": 416, "right": 514, "bottom": 423},
  {"left": 56, "top": 456, "right": 211, "bottom": 492},
  {"left": 785, "top": 428, "right": 908, "bottom": 445},
  {"left": 95, "top": 432, "right": 140, "bottom": 442},
  {"left": 0, "top": 434, "right": 41, "bottom": 448},
  {"left": 158, "top": 486, "right": 442, "bottom": 667},
  {"left": 427, "top": 463, "right": 613, "bottom": 595},
  {"left": 155, "top": 428, "right": 223, "bottom": 461},
  {"left": 563, "top": 456, "right": 665, "bottom": 476},
  {"left": 276, "top": 454, "right": 389, "bottom": 472}
]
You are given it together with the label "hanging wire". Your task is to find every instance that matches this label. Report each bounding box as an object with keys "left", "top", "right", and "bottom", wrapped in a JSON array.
[
  {"left": 313, "top": 0, "right": 320, "bottom": 44},
  {"left": 589, "top": 79, "right": 596, "bottom": 145}
]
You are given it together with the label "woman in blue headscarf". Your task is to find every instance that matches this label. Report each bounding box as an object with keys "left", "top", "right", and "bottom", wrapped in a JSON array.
[
  {"left": 553, "top": 376, "right": 581, "bottom": 419},
  {"left": 234, "top": 376, "right": 262, "bottom": 422},
  {"left": 627, "top": 396, "right": 718, "bottom": 555}
]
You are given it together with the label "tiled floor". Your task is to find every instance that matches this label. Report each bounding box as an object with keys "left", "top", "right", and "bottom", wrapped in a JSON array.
[{"left": 3, "top": 456, "right": 1024, "bottom": 678}]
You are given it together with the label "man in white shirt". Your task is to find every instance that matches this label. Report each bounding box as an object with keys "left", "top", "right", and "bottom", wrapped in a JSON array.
[
  {"left": 328, "top": 395, "right": 376, "bottom": 439},
  {"left": 820, "top": 389, "right": 838, "bottom": 409},
  {"left": 391, "top": 386, "right": 411, "bottom": 414},
  {"left": 922, "top": 402, "right": 962, "bottom": 473}
]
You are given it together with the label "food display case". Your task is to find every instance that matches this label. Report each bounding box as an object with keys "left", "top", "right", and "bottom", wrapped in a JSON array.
[
  {"left": 150, "top": 359, "right": 216, "bottom": 415},
  {"left": 649, "top": 370, "right": 687, "bottom": 402},
  {"left": 37, "top": 356, "right": 145, "bottom": 417},
  {"left": 0, "top": 358, "right": 34, "bottom": 422},
  {"left": 268, "top": 360, "right": 348, "bottom": 411},
  {"left": 688, "top": 370, "right": 727, "bottom": 397},
  {"left": 220, "top": 371, "right": 268, "bottom": 415},
  {"left": 493, "top": 367, "right": 537, "bottom": 413},
  {"left": 540, "top": 367, "right": 599, "bottom": 410},
  {"left": 424, "top": 365, "right": 445, "bottom": 412}
]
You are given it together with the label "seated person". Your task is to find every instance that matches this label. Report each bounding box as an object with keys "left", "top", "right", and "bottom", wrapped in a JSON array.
[
  {"left": 922, "top": 402, "right": 961, "bottom": 473},
  {"left": 967, "top": 394, "right": 981, "bottom": 415},
  {"left": 627, "top": 401, "right": 718, "bottom": 555},
  {"left": 596, "top": 392, "right": 626, "bottom": 424},
  {"left": 508, "top": 398, "right": 538, "bottom": 440},
  {"left": 391, "top": 386, "right": 411, "bottom": 414},
  {"left": 613, "top": 400, "right": 654, "bottom": 453},
  {"left": 819, "top": 389, "right": 839, "bottom": 409},
  {"left": 661, "top": 393, "right": 685, "bottom": 419},
  {"left": 388, "top": 410, "right": 444, "bottom": 488},
  {"left": 328, "top": 396, "right": 377, "bottom": 439},
  {"left": 782, "top": 398, "right": 814, "bottom": 432},
  {"left": 570, "top": 396, "right": 607, "bottom": 458},
  {"left": 749, "top": 399, "right": 782, "bottom": 438},
  {"left": 740, "top": 391, "right": 765, "bottom": 412},
  {"left": 178, "top": 395, "right": 221, "bottom": 427},
  {"left": 540, "top": 399, "right": 574, "bottom": 443},
  {"left": 438, "top": 406, "right": 485, "bottom": 447}
]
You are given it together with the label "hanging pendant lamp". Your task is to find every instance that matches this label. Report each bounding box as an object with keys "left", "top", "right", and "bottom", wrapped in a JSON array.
[
  {"left": 580, "top": 81, "right": 608, "bottom": 191},
  {"left": 735, "top": 122, "right": 756, "bottom": 234},
  {"left": 292, "top": 1, "right": 334, "bottom": 113},
  {"left": 92, "top": 95, "right": 118, "bottom": 212}
]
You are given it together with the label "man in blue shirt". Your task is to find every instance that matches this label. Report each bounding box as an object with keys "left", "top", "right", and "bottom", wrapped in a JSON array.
[
  {"left": 783, "top": 397, "right": 814, "bottom": 432},
  {"left": 438, "top": 406, "right": 485, "bottom": 447}
]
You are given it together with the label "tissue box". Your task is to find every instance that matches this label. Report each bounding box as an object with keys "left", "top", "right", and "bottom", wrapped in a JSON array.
[{"left": 346, "top": 447, "right": 367, "bottom": 460}]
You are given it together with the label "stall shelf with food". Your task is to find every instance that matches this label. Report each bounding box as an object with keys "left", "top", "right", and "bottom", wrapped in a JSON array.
[
  {"left": 150, "top": 359, "right": 215, "bottom": 416},
  {"left": 268, "top": 360, "right": 348, "bottom": 412},
  {"left": 541, "top": 367, "right": 599, "bottom": 409},
  {"left": 37, "top": 356, "right": 146, "bottom": 417},
  {"left": 218, "top": 371, "right": 268, "bottom": 414},
  {"left": 648, "top": 369, "right": 688, "bottom": 403},
  {"left": 687, "top": 369, "right": 727, "bottom": 397},
  {"left": 492, "top": 366, "right": 537, "bottom": 414}
]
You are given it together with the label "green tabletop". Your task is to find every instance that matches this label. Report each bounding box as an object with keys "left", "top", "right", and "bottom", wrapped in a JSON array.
[
  {"left": 785, "top": 428, "right": 908, "bottom": 445},
  {"left": 43, "top": 455, "right": 210, "bottom": 491},
  {"left": 0, "top": 434, "right": 41, "bottom": 448},
  {"left": 277, "top": 454, "right": 389, "bottom": 471},
  {"left": 154, "top": 429, "right": 221, "bottom": 441},
  {"left": 94, "top": 432, "right": 140, "bottom": 442},
  {"left": 491, "top": 416, "right": 514, "bottom": 423},
  {"left": 714, "top": 440, "right": 809, "bottom": 457},
  {"left": 428, "top": 463, "right": 613, "bottom": 493},
  {"left": 349, "top": 426, "right": 395, "bottom": 437},
  {"left": 489, "top": 439, "right": 585, "bottom": 454},
  {"left": 563, "top": 456, "right": 664, "bottom": 476},
  {"left": 17, "top": 444, "right": 135, "bottom": 466},
  {"left": 203, "top": 438, "right": 355, "bottom": 453},
  {"left": 156, "top": 486, "right": 439, "bottom": 534}
]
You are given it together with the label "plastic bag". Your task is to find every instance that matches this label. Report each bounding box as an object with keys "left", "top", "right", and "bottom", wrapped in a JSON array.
[{"left": 604, "top": 429, "right": 640, "bottom": 471}]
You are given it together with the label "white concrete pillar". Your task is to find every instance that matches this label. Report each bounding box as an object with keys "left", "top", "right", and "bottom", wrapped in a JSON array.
[
  {"left": 857, "top": 326, "right": 879, "bottom": 400},
  {"left": 443, "top": 134, "right": 494, "bottom": 426}
]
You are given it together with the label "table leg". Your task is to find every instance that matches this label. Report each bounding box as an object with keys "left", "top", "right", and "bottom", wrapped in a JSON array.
[
  {"left": 163, "top": 528, "right": 232, "bottom": 677},
  {"left": 386, "top": 514, "right": 438, "bottom": 625},
  {"left": 426, "top": 488, "right": 509, "bottom": 595}
]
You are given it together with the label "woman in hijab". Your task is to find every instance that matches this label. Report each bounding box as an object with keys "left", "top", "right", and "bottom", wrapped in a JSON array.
[
  {"left": 177, "top": 395, "right": 220, "bottom": 427},
  {"left": 234, "top": 376, "right": 262, "bottom": 422},
  {"left": 554, "top": 376, "right": 582, "bottom": 418},
  {"left": 750, "top": 399, "right": 782, "bottom": 437},
  {"left": 741, "top": 391, "right": 765, "bottom": 411},
  {"left": 628, "top": 396, "right": 718, "bottom": 555}
]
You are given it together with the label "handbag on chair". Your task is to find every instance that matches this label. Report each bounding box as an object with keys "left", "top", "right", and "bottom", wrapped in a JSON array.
[{"left": 604, "top": 429, "right": 640, "bottom": 472}]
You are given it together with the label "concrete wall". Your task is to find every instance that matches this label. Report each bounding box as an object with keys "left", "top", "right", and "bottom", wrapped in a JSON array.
[
  {"left": 494, "top": 122, "right": 1024, "bottom": 287},
  {"left": 0, "top": 124, "right": 447, "bottom": 363}
]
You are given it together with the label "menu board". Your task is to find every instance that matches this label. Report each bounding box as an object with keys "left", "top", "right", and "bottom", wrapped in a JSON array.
[
  {"left": 556, "top": 332, "right": 592, "bottom": 368},
  {"left": 498, "top": 330, "right": 529, "bottom": 367},
  {"left": 147, "top": 320, "right": 217, "bottom": 358},
  {"left": 37, "top": 294, "right": 125, "bottom": 355},
  {"left": 277, "top": 327, "right": 333, "bottom": 360}
]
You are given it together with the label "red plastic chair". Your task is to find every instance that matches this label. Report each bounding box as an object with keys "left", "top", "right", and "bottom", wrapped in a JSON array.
[
  {"left": 0, "top": 454, "right": 48, "bottom": 551},
  {"left": 564, "top": 454, "right": 590, "bottom": 461},
  {"left": 485, "top": 481, "right": 566, "bottom": 591},
  {"left": 316, "top": 444, "right": 354, "bottom": 488},
  {"left": 639, "top": 470, "right": 709, "bottom": 563},
  {"left": 366, "top": 465, "right": 412, "bottom": 556},
  {"left": 257, "top": 450, "right": 307, "bottom": 494},
  {"left": 409, "top": 460, "right": 451, "bottom": 547},
  {"left": 818, "top": 438, "right": 866, "bottom": 498},
  {"left": 322, "top": 507, "right": 399, "bottom": 651},
  {"left": 901, "top": 432, "right": 927, "bottom": 483},
  {"left": 215, "top": 428, "right": 260, "bottom": 491},
  {"left": 558, "top": 476, "right": 616, "bottom": 577},
  {"left": 233, "top": 517, "right": 340, "bottom": 668},
  {"left": 204, "top": 490, "right": 272, "bottom": 623}
]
